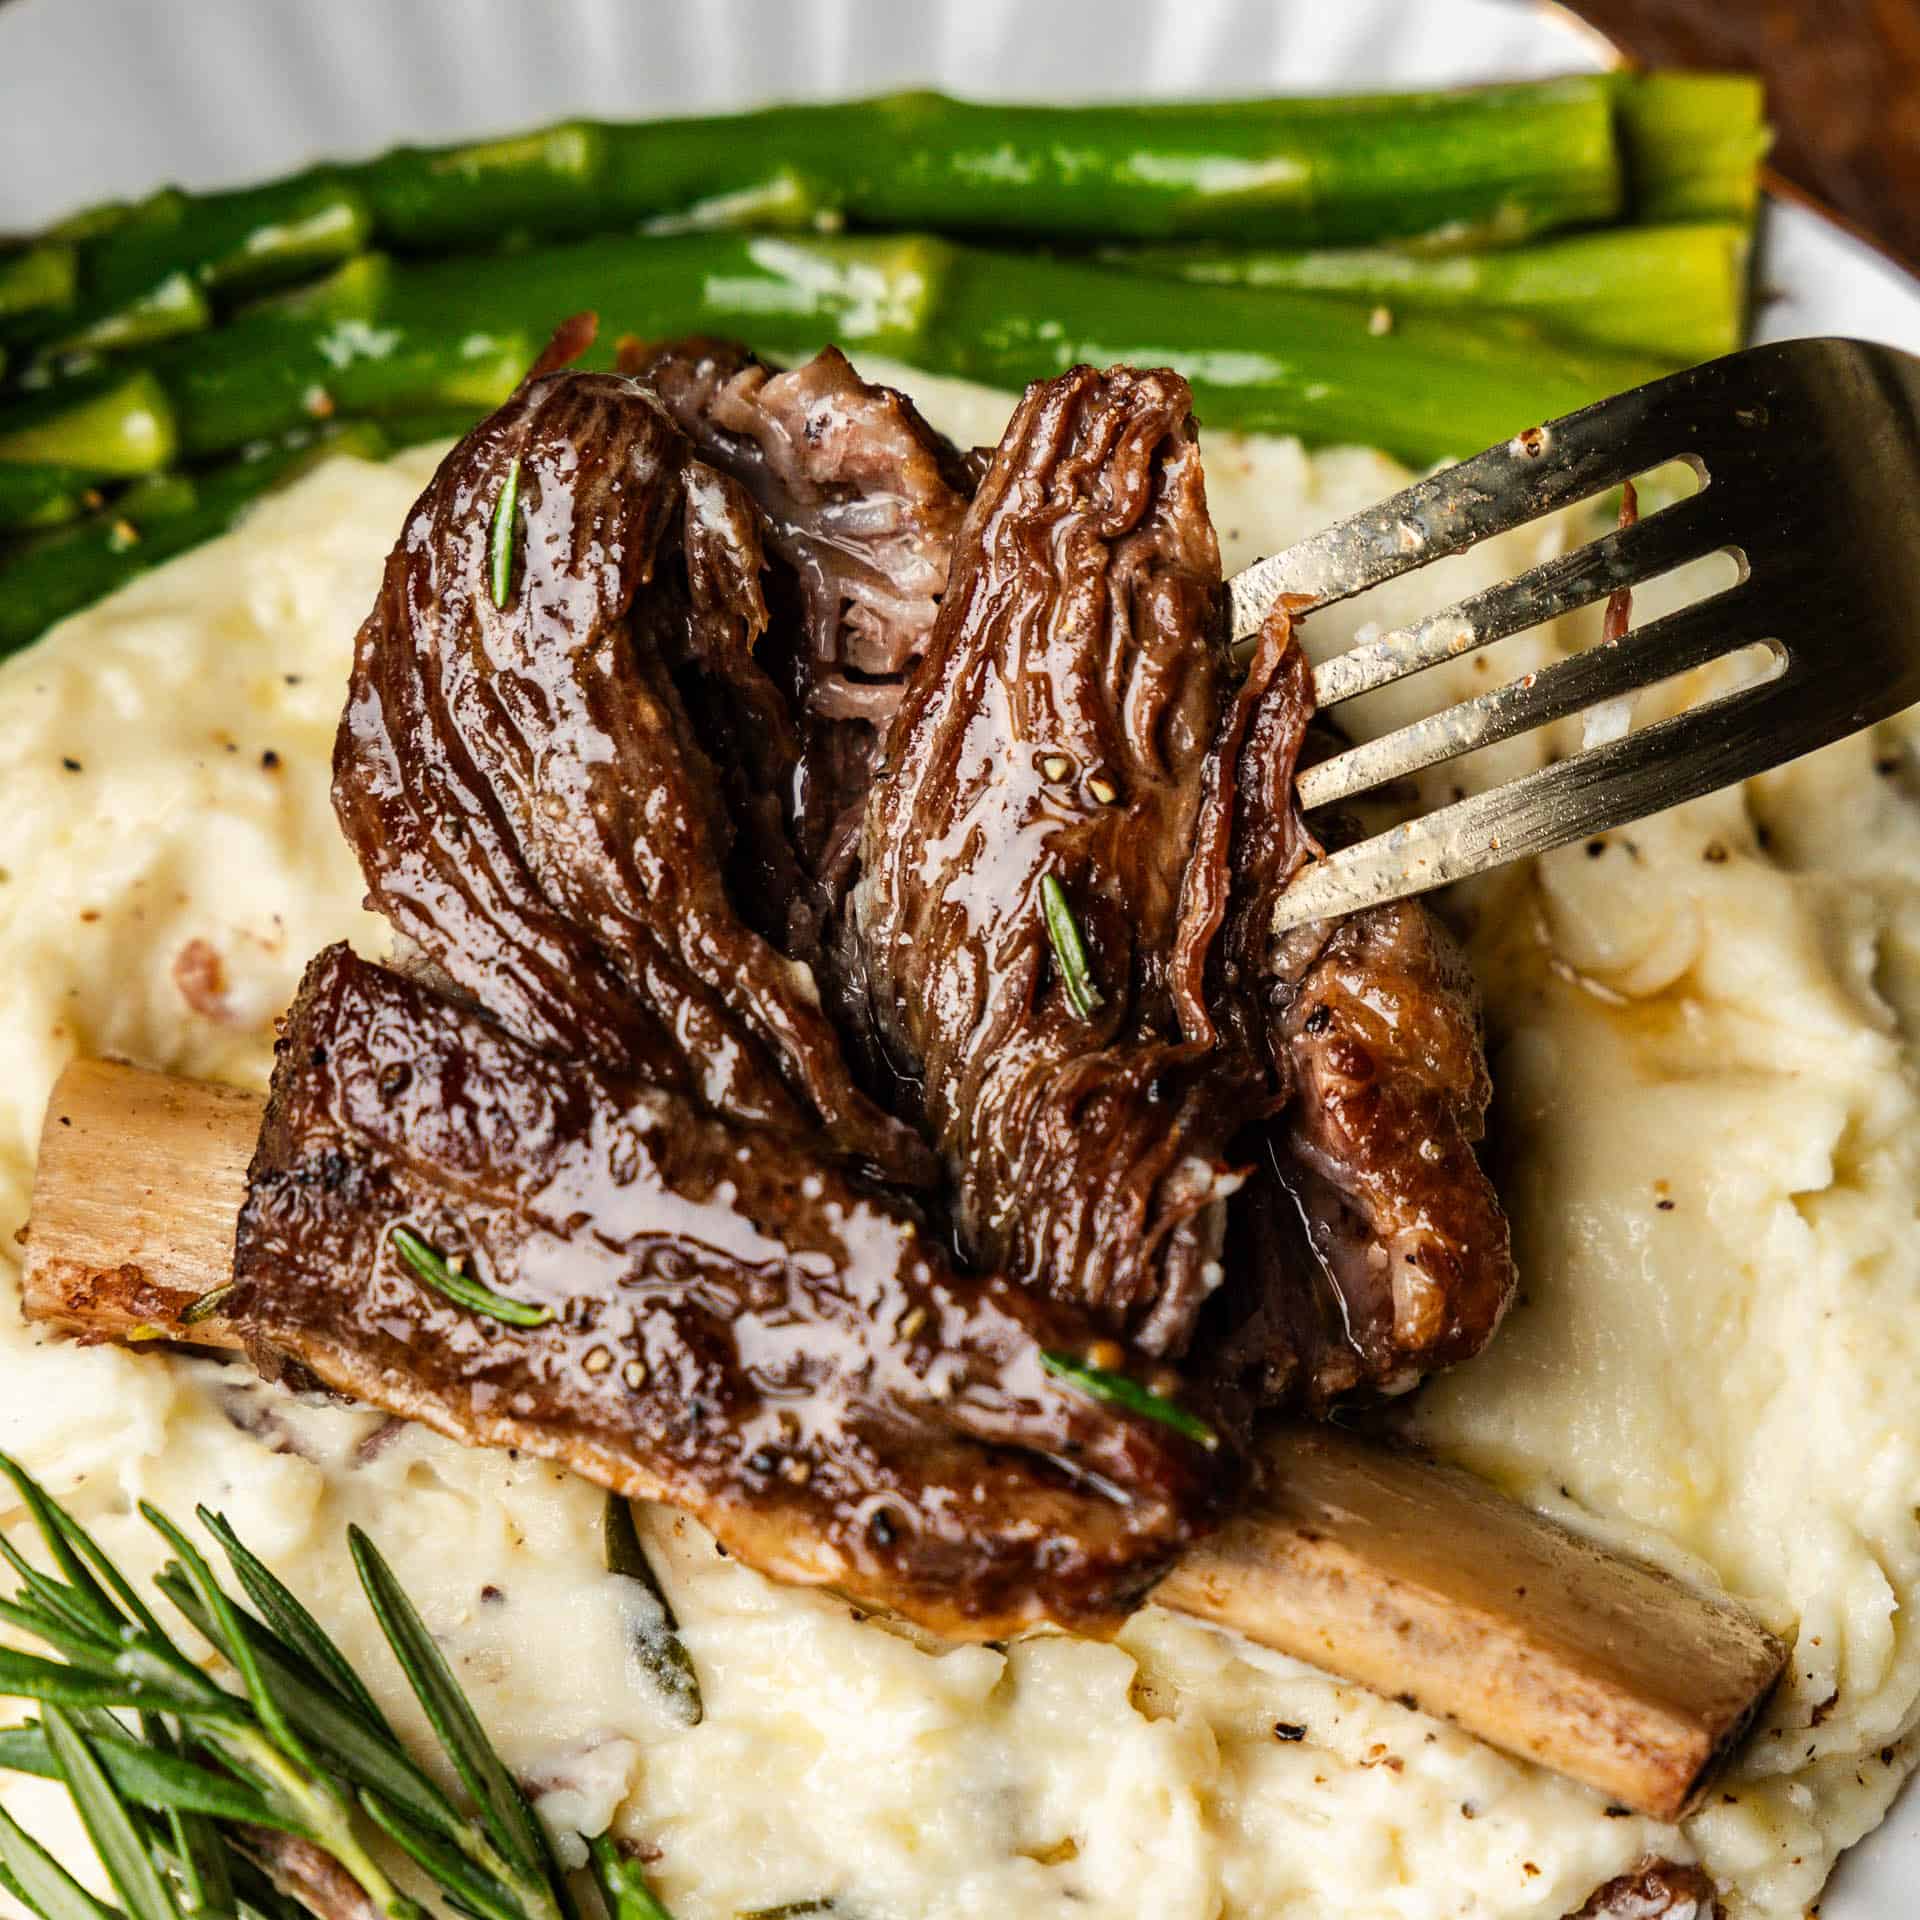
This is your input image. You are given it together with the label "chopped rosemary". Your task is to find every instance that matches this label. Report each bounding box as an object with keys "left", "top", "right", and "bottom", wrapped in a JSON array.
[
  {"left": 389, "top": 1224, "right": 552, "bottom": 1328},
  {"left": 603, "top": 1494, "right": 703, "bottom": 1725},
  {"left": 1039, "top": 872, "right": 1104, "bottom": 1021},
  {"left": 487, "top": 455, "right": 521, "bottom": 607},
  {"left": 176, "top": 1281, "right": 235, "bottom": 1326},
  {"left": 1039, "top": 1350, "right": 1219, "bottom": 1451}
]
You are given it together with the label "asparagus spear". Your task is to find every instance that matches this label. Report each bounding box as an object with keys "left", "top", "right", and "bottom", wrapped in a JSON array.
[
  {"left": 0, "top": 246, "right": 77, "bottom": 332},
  {"left": 0, "top": 465, "right": 99, "bottom": 535},
  {"left": 0, "top": 369, "right": 177, "bottom": 531},
  {"left": 1613, "top": 72, "right": 1770, "bottom": 223},
  {"left": 1099, "top": 222, "right": 1750, "bottom": 365},
  {"left": 7, "top": 79, "right": 1632, "bottom": 365},
  {"left": 2, "top": 231, "right": 1658, "bottom": 474},
  {"left": 0, "top": 425, "right": 389, "bottom": 656}
]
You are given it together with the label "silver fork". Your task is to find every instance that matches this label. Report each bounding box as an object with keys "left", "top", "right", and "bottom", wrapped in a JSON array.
[{"left": 1227, "top": 337, "right": 1920, "bottom": 931}]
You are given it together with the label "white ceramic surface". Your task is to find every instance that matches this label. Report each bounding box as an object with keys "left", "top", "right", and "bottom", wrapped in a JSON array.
[{"left": 0, "top": 1, "right": 1914, "bottom": 1910}]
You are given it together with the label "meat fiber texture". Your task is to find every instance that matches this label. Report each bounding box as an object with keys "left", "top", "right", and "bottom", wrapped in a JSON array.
[{"left": 215, "top": 340, "right": 1515, "bottom": 1634}]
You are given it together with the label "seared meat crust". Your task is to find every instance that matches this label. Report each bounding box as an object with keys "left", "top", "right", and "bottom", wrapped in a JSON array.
[
  {"left": 233, "top": 946, "right": 1226, "bottom": 1639},
  {"left": 856, "top": 366, "right": 1260, "bottom": 1354},
  {"left": 227, "top": 340, "right": 1511, "bottom": 1635},
  {"left": 332, "top": 365, "right": 932, "bottom": 1188},
  {"left": 1199, "top": 618, "right": 1515, "bottom": 1406}
]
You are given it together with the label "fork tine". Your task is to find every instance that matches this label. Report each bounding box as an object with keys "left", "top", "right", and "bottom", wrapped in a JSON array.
[
  {"left": 1297, "top": 578, "right": 1761, "bottom": 811},
  {"left": 1270, "top": 648, "right": 1884, "bottom": 933},
  {"left": 1227, "top": 369, "right": 1703, "bottom": 643},
  {"left": 1311, "top": 483, "right": 1738, "bottom": 711}
]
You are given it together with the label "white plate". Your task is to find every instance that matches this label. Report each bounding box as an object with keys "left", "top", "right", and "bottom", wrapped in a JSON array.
[{"left": 1, "top": 0, "right": 1915, "bottom": 1910}]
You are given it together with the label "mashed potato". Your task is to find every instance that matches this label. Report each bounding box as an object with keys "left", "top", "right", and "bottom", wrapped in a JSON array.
[{"left": 0, "top": 367, "right": 1914, "bottom": 1920}]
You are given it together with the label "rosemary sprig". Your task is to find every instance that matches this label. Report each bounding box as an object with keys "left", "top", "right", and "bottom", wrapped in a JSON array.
[
  {"left": 1038, "top": 1351, "right": 1220, "bottom": 1452},
  {"left": 600, "top": 1499, "right": 701, "bottom": 1728},
  {"left": 1039, "top": 873, "right": 1104, "bottom": 1021},
  {"left": 488, "top": 458, "right": 522, "bottom": 608},
  {"left": 0, "top": 1452, "right": 678, "bottom": 1920},
  {"left": 388, "top": 1226, "right": 553, "bottom": 1329}
]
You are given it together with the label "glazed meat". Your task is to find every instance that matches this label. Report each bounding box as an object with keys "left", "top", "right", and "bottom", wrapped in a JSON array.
[
  {"left": 230, "top": 945, "right": 1220, "bottom": 1639},
  {"left": 1197, "top": 617, "right": 1516, "bottom": 1406},
  {"left": 627, "top": 338, "right": 973, "bottom": 1048},
  {"left": 218, "top": 334, "right": 1510, "bottom": 1633},
  {"left": 331, "top": 360, "right": 932, "bottom": 1189},
  {"left": 307, "top": 336, "right": 1230, "bottom": 1634},
  {"left": 856, "top": 366, "right": 1260, "bottom": 1355},
  {"left": 853, "top": 365, "right": 1512, "bottom": 1394}
]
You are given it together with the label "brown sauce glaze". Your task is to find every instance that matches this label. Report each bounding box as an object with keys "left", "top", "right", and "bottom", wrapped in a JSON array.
[
  {"left": 333, "top": 362, "right": 932, "bottom": 1189},
  {"left": 234, "top": 944, "right": 1229, "bottom": 1639},
  {"left": 855, "top": 366, "right": 1263, "bottom": 1355}
]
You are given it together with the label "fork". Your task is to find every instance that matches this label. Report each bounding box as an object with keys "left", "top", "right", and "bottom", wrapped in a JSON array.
[{"left": 1227, "top": 337, "right": 1920, "bottom": 930}]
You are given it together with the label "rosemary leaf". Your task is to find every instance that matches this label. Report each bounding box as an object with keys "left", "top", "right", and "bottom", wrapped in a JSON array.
[
  {"left": 0, "top": 1724, "right": 292, "bottom": 1832},
  {"left": 587, "top": 1834, "right": 674, "bottom": 1920},
  {"left": 141, "top": 1712, "right": 232, "bottom": 1920},
  {"left": 0, "top": 1536, "right": 116, "bottom": 1653},
  {"left": 388, "top": 1226, "right": 553, "bottom": 1329},
  {"left": 347, "top": 1527, "right": 549, "bottom": 1885},
  {"left": 0, "top": 1575, "right": 113, "bottom": 1664},
  {"left": 0, "top": 1454, "right": 122, "bottom": 1632},
  {"left": 0, "top": 1645, "right": 238, "bottom": 1723},
  {"left": 141, "top": 1507, "right": 312, "bottom": 1775},
  {"left": 488, "top": 457, "right": 521, "bottom": 608},
  {"left": 1039, "top": 873, "right": 1104, "bottom": 1020},
  {"left": 355, "top": 1795, "right": 529, "bottom": 1920},
  {"left": 152, "top": 1572, "right": 457, "bottom": 1844},
  {"left": 162, "top": 1797, "right": 233, "bottom": 1920},
  {"left": 41, "top": 1706, "right": 182, "bottom": 1920},
  {"left": 602, "top": 1497, "right": 702, "bottom": 1728},
  {"left": 197, "top": 1510, "right": 393, "bottom": 1739},
  {"left": 176, "top": 1285, "right": 235, "bottom": 1328},
  {"left": 1038, "top": 1351, "right": 1219, "bottom": 1451},
  {"left": 0, "top": 1797, "right": 124, "bottom": 1920}
]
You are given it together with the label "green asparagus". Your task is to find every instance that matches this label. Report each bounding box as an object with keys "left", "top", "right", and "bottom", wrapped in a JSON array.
[
  {"left": 6, "top": 80, "right": 1640, "bottom": 365},
  {"left": 0, "top": 369, "right": 177, "bottom": 530},
  {"left": 0, "top": 425, "right": 388, "bottom": 656},
  {"left": 0, "top": 246, "right": 77, "bottom": 331},
  {"left": 1100, "top": 222, "right": 1750, "bottom": 365},
  {"left": 1614, "top": 72, "right": 1770, "bottom": 223},
  {"left": 0, "top": 466, "right": 99, "bottom": 535},
  {"left": 0, "top": 231, "right": 1659, "bottom": 474}
]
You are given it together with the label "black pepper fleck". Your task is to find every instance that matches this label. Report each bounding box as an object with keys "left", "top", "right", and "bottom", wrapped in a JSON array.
[
  {"left": 261, "top": 749, "right": 281, "bottom": 771},
  {"left": 1586, "top": 838, "right": 1606, "bottom": 857},
  {"left": 1657, "top": 1198, "right": 1676, "bottom": 1212},
  {"left": 1273, "top": 1722, "right": 1306, "bottom": 1742},
  {"left": 479, "top": 1584, "right": 505, "bottom": 1606},
  {"left": 60, "top": 757, "right": 82, "bottom": 773}
]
